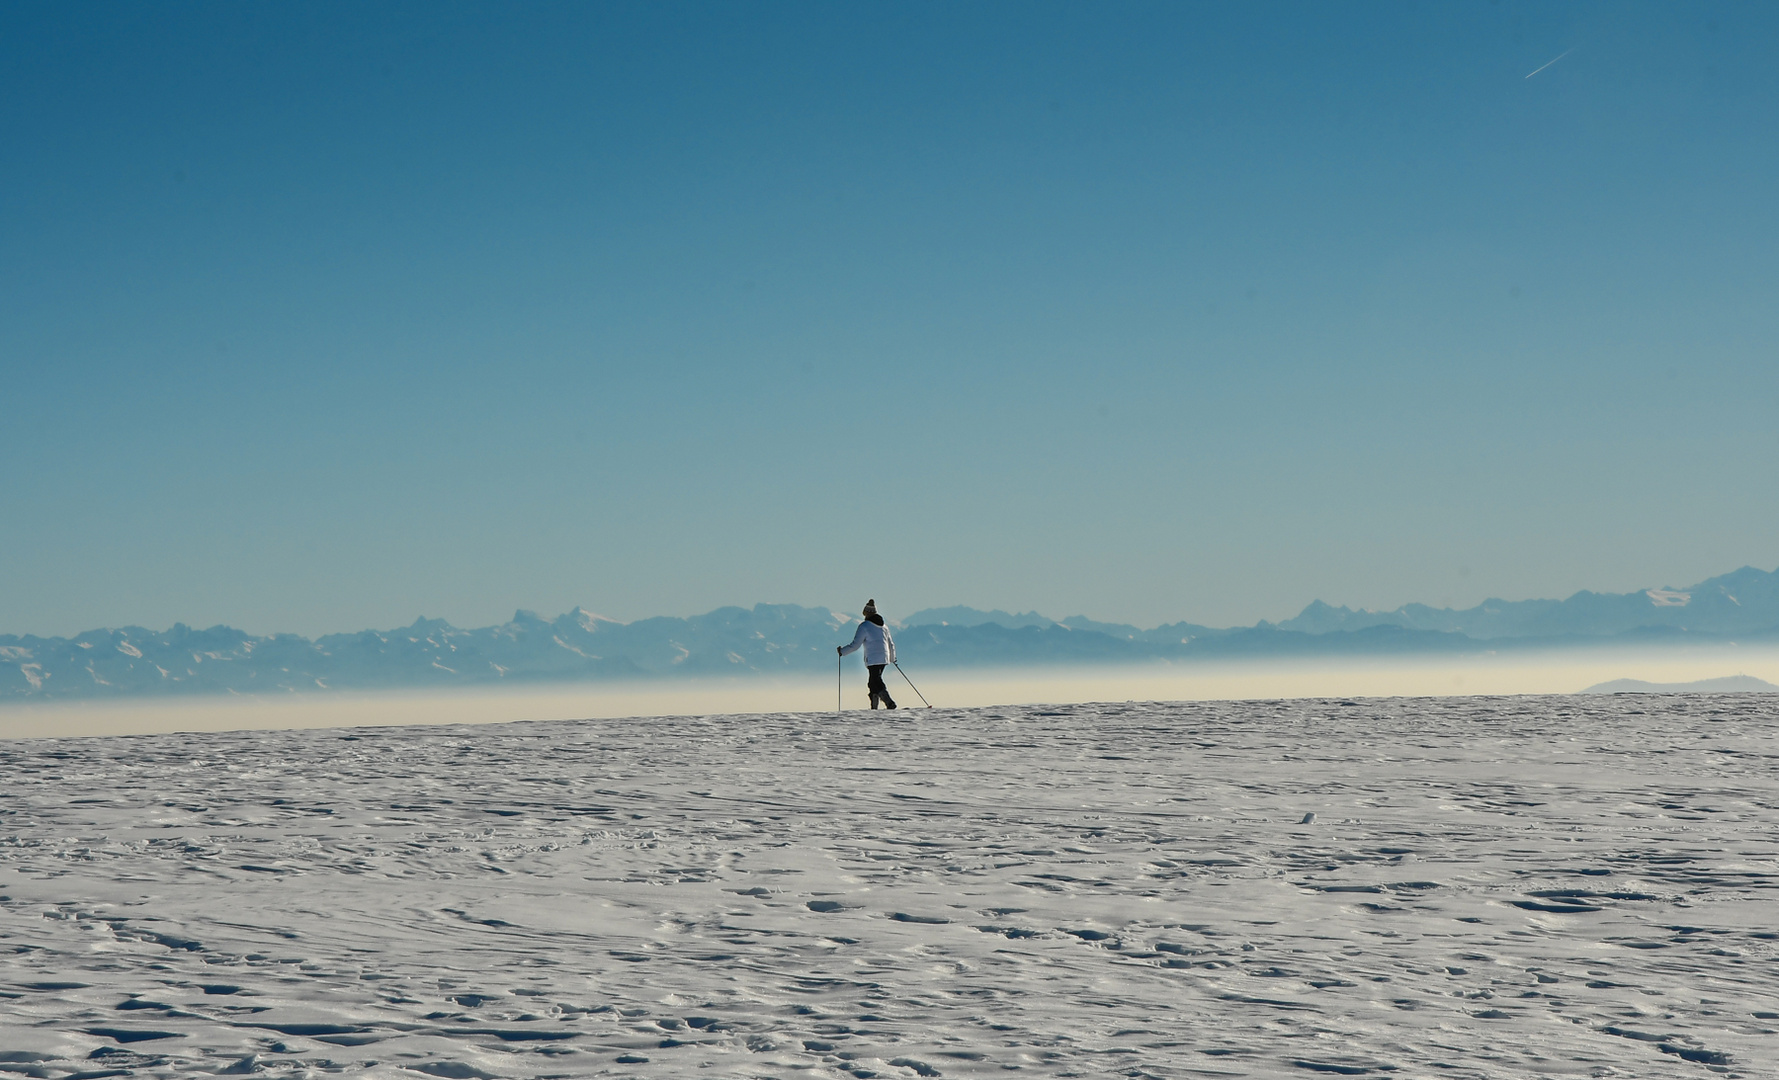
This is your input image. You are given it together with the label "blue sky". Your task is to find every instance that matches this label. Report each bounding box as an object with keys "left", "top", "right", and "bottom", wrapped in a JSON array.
[{"left": 4, "top": 1, "right": 1776, "bottom": 637}]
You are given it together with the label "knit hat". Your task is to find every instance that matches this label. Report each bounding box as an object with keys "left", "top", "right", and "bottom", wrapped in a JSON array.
[{"left": 862, "top": 599, "right": 877, "bottom": 617}]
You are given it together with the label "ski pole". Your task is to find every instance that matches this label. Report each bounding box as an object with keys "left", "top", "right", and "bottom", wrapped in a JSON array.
[
  {"left": 837, "top": 654, "right": 842, "bottom": 713},
  {"left": 893, "top": 661, "right": 932, "bottom": 708}
]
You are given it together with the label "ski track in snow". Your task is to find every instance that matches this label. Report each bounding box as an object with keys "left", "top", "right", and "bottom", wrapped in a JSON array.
[{"left": 1, "top": 695, "right": 1777, "bottom": 1079}]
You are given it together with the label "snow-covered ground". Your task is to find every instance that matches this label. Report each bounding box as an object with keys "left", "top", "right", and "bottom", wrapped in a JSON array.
[{"left": 2, "top": 694, "right": 1775, "bottom": 1078}]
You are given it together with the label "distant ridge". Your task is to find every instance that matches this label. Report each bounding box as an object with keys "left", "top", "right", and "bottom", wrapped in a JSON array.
[
  {"left": 1579, "top": 675, "right": 1779, "bottom": 695},
  {"left": 900, "top": 606, "right": 1054, "bottom": 630},
  {"left": 1275, "top": 564, "right": 1779, "bottom": 640},
  {"left": 918, "top": 564, "right": 1779, "bottom": 643},
  {"left": 4, "top": 563, "right": 1779, "bottom": 700}
]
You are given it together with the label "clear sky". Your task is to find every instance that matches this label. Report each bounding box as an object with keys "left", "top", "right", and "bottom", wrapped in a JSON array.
[{"left": 4, "top": 1, "right": 1776, "bottom": 638}]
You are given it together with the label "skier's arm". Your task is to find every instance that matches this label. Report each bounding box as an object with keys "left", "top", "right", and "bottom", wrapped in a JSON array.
[
  {"left": 885, "top": 628, "right": 896, "bottom": 664},
  {"left": 838, "top": 622, "right": 867, "bottom": 656}
]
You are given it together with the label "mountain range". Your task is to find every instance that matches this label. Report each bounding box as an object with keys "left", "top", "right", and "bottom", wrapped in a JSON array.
[
  {"left": 1580, "top": 675, "right": 1778, "bottom": 695},
  {"left": 4, "top": 564, "right": 1777, "bottom": 700}
]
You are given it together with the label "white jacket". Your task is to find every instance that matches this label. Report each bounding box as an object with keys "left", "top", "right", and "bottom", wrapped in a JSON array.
[{"left": 840, "top": 619, "right": 896, "bottom": 666}]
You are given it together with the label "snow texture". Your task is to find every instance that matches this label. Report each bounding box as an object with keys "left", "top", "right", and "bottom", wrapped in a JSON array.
[{"left": 2, "top": 694, "right": 1776, "bottom": 1078}]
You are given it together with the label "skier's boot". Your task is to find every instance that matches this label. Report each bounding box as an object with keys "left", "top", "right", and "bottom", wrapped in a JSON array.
[{"left": 883, "top": 694, "right": 897, "bottom": 710}]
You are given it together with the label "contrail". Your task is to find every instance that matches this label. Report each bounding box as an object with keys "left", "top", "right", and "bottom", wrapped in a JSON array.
[{"left": 1525, "top": 48, "right": 1574, "bottom": 79}]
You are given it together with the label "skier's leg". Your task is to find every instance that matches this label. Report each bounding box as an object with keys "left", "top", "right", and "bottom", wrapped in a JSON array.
[
  {"left": 868, "top": 665, "right": 893, "bottom": 709},
  {"left": 868, "top": 665, "right": 896, "bottom": 710}
]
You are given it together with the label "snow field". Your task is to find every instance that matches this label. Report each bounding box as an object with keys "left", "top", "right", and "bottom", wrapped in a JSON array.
[{"left": 1, "top": 694, "right": 1776, "bottom": 1078}]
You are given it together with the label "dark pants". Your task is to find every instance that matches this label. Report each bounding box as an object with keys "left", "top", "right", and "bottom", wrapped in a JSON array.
[{"left": 867, "top": 664, "right": 896, "bottom": 709}]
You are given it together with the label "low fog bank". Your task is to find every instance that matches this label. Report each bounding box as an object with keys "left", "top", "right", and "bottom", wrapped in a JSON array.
[{"left": 5, "top": 643, "right": 1776, "bottom": 740}]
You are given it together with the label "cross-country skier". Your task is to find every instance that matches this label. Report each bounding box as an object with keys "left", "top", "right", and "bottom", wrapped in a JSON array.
[{"left": 838, "top": 599, "right": 897, "bottom": 709}]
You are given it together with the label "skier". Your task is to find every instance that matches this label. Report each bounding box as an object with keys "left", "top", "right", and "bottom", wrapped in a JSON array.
[{"left": 838, "top": 599, "right": 897, "bottom": 709}]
